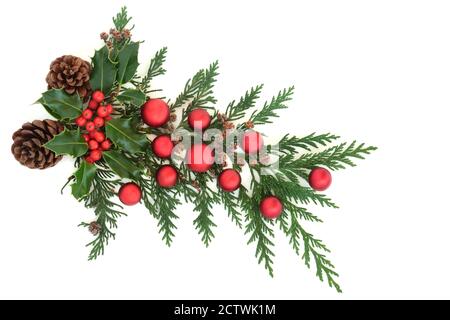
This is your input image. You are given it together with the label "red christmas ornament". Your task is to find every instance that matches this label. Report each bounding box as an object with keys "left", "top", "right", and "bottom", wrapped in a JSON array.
[
  {"left": 92, "top": 90, "right": 105, "bottom": 103},
  {"left": 188, "top": 108, "right": 211, "bottom": 130},
  {"left": 218, "top": 169, "right": 241, "bottom": 192},
  {"left": 308, "top": 167, "right": 332, "bottom": 191},
  {"left": 241, "top": 131, "right": 264, "bottom": 154},
  {"left": 186, "top": 143, "right": 215, "bottom": 172},
  {"left": 152, "top": 135, "right": 174, "bottom": 158},
  {"left": 259, "top": 196, "right": 283, "bottom": 219},
  {"left": 141, "top": 99, "right": 170, "bottom": 127},
  {"left": 156, "top": 165, "right": 178, "bottom": 188},
  {"left": 118, "top": 182, "right": 142, "bottom": 206}
]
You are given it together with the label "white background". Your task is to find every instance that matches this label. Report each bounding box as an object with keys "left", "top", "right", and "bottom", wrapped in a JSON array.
[{"left": 1, "top": 0, "right": 449, "bottom": 300}]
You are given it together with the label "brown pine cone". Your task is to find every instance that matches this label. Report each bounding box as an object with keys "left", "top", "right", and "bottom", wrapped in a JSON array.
[
  {"left": 46, "top": 55, "right": 91, "bottom": 99},
  {"left": 11, "top": 120, "right": 64, "bottom": 169}
]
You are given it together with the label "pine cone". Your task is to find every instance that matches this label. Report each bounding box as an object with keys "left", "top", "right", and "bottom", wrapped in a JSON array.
[
  {"left": 11, "top": 120, "right": 64, "bottom": 169},
  {"left": 46, "top": 55, "right": 91, "bottom": 99}
]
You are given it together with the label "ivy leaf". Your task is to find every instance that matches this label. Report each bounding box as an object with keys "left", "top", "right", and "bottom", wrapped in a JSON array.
[
  {"left": 40, "top": 89, "right": 83, "bottom": 120},
  {"left": 117, "top": 42, "right": 139, "bottom": 84},
  {"left": 44, "top": 129, "right": 88, "bottom": 157},
  {"left": 105, "top": 118, "right": 149, "bottom": 154},
  {"left": 103, "top": 150, "right": 141, "bottom": 179},
  {"left": 117, "top": 89, "right": 146, "bottom": 106},
  {"left": 90, "top": 46, "right": 117, "bottom": 94},
  {"left": 71, "top": 160, "right": 97, "bottom": 200}
]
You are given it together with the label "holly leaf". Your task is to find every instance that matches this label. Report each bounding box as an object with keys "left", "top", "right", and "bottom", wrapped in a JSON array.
[
  {"left": 117, "top": 89, "right": 146, "bottom": 106},
  {"left": 44, "top": 129, "right": 88, "bottom": 157},
  {"left": 105, "top": 118, "right": 149, "bottom": 154},
  {"left": 90, "top": 46, "right": 117, "bottom": 94},
  {"left": 40, "top": 89, "right": 83, "bottom": 120},
  {"left": 71, "top": 160, "right": 97, "bottom": 200},
  {"left": 103, "top": 150, "right": 141, "bottom": 179},
  {"left": 35, "top": 97, "right": 61, "bottom": 120},
  {"left": 117, "top": 42, "right": 139, "bottom": 84}
]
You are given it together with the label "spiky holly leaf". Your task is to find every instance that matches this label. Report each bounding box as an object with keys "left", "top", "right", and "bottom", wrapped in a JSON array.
[
  {"left": 105, "top": 118, "right": 149, "bottom": 154},
  {"left": 90, "top": 46, "right": 117, "bottom": 94},
  {"left": 117, "top": 42, "right": 139, "bottom": 84},
  {"left": 103, "top": 150, "right": 141, "bottom": 179},
  {"left": 44, "top": 129, "right": 88, "bottom": 157},
  {"left": 71, "top": 160, "right": 97, "bottom": 200},
  {"left": 40, "top": 89, "right": 83, "bottom": 120}
]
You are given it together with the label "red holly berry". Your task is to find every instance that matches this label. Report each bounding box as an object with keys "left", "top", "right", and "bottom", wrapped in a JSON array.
[
  {"left": 97, "top": 106, "right": 108, "bottom": 118},
  {"left": 308, "top": 167, "right": 332, "bottom": 191},
  {"left": 141, "top": 99, "right": 170, "bottom": 127},
  {"left": 241, "top": 131, "right": 264, "bottom": 154},
  {"left": 89, "top": 130, "right": 98, "bottom": 139},
  {"left": 88, "top": 100, "right": 98, "bottom": 110},
  {"left": 75, "top": 116, "right": 87, "bottom": 127},
  {"left": 85, "top": 156, "right": 95, "bottom": 164},
  {"left": 82, "top": 134, "right": 90, "bottom": 142},
  {"left": 105, "top": 104, "right": 114, "bottom": 114},
  {"left": 101, "top": 139, "right": 112, "bottom": 150},
  {"left": 82, "top": 109, "right": 93, "bottom": 120},
  {"left": 105, "top": 115, "right": 113, "bottom": 121},
  {"left": 156, "top": 165, "right": 178, "bottom": 188},
  {"left": 90, "top": 149, "right": 102, "bottom": 161},
  {"left": 118, "top": 182, "right": 142, "bottom": 206},
  {"left": 85, "top": 121, "right": 95, "bottom": 132},
  {"left": 88, "top": 140, "right": 99, "bottom": 150},
  {"left": 151, "top": 135, "right": 174, "bottom": 158},
  {"left": 259, "top": 196, "right": 283, "bottom": 219},
  {"left": 188, "top": 108, "right": 211, "bottom": 130},
  {"left": 92, "top": 91, "right": 105, "bottom": 103},
  {"left": 93, "top": 117, "right": 105, "bottom": 128},
  {"left": 93, "top": 131, "right": 105, "bottom": 143},
  {"left": 186, "top": 143, "right": 215, "bottom": 172},
  {"left": 218, "top": 169, "right": 241, "bottom": 192}
]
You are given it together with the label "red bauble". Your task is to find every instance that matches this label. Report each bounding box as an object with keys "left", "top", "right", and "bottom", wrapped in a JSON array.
[
  {"left": 308, "top": 167, "right": 332, "bottom": 191},
  {"left": 92, "top": 91, "right": 105, "bottom": 103},
  {"left": 186, "top": 143, "right": 215, "bottom": 172},
  {"left": 141, "top": 99, "right": 170, "bottom": 127},
  {"left": 156, "top": 165, "right": 178, "bottom": 188},
  {"left": 259, "top": 196, "right": 283, "bottom": 219},
  {"left": 118, "top": 182, "right": 142, "bottom": 206},
  {"left": 241, "top": 131, "right": 264, "bottom": 154},
  {"left": 188, "top": 108, "right": 211, "bottom": 130},
  {"left": 218, "top": 169, "right": 241, "bottom": 192},
  {"left": 152, "top": 135, "right": 174, "bottom": 158}
]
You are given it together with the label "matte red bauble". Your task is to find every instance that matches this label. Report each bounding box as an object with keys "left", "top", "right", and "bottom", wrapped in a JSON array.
[
  {"left": 259, "top": 196, "right": 283, "bottom": 219},
  {"left": 188, "top": 108, "right": 211, "bottom": 130},
  {"left": 186, "top": 143, "right": 215, "bottom": 172},
  {"left": 118, "top": 182, "right": 142, "bottom": 206},
  {"left": 308, "top": 167, "right": 332, "bottom": 191},
  {"left": 218, "top": 169, "right": 241, "bottom": 192},
  {"left": 241, "top": 131, "right": 264, "bottom": 154},
  {"left": 152, "top": 135, "right": 174, "bottom": 158},
  {"left": 141, "top": 99, "right": 170, "bottom": 127},
  {"left": 156, "top": 165, "right": 178, "bottom": 188}
]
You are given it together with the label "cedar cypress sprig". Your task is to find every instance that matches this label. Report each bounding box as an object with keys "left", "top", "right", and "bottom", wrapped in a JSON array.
[
  {"left": 277, "top": 133, "right": 341, "bottom": 154},
  {"left": 81, "top": 166, "right": 126, "bottom": 260},
  {"left": 224, "top": 84, "right": 264, "bottom": 123},
  {"left": 221, "top": 191, "right": 244, "bottom": 228},
  {"left": 140, "top": 47, "right": 168, "bottom": 94},
  {"left": 113, "top": 7, "right": 133, "bottom": 31},
  {"left": 154, "top": 186, "right": 180, "bottom": 246}
]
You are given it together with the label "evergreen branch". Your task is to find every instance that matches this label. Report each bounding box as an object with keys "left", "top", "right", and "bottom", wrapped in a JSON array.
[
  {"left": 140, "top": 47, "right": 167, "bottom": 94},
  {"left": 224, "top": 85, "right": 263, "bottom": 122},
  {"left": 82, "top": 166, "right": 126, "bottom": 260},
  {"left": 221, "top": 190, "right": 243, "bottom": 228},
  {"left": 193, "top": 180, "right": 219, "bottom": 247},
  {"left": 277, "top": 133, "right": 340, "bottom": 154},
  {"left": 113, "top": 7, "right": 133, "bottom": 31},
  {"left": 297, "top": 141, "right": 377, "bottom": 171},
  {"left": 244, "top": 86, "right": 294, "bottom": 127}
]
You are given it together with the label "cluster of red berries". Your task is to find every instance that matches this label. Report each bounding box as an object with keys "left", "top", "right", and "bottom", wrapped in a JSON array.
[{"left": 75, "top": 90, "right": 113, "bottom": 164}]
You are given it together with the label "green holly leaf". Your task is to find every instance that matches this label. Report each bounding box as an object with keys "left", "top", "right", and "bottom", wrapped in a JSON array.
[
  {"left": 40, "top": 89, "right": 83, "bottom": 120},
  {"left": 71, "top": 160, "right": 97, "bottom": 200},
  {"left": 44, "top": 129, "right": 88, "bottom": 157},
  {"left": 117, "top": 42, "right": 139, "bottom": 84},
  {"left": 90, "top": 46, "right": 117, "bottom": 94},
  {"left": 117, "top": 89, "right": 146, "bottom": 106},
  {"left": 35, "top": 97, "right": 61, "bottom": 120},
  {"left": 105, "top": 118, "right": 149, "bottom": 154},
  {"left": 103, "top": 150, "right": 141, "bottom": 179}
]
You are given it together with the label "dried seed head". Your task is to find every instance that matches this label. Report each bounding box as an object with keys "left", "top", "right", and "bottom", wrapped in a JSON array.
[
  {"left": 88, "top": 221, "right": 102, "bottom": 236},
  {"left": 100, "top": 32, "right": 109, "bottom": 41},
  {"left": 122, "top": 29, "right": 132, "bottom": 39},
  {"left": 245, "top": 121, "right": 254, "bottom": 129},
  {"left": 170, "top": 113, "right": 177, "bottom": 122}
]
